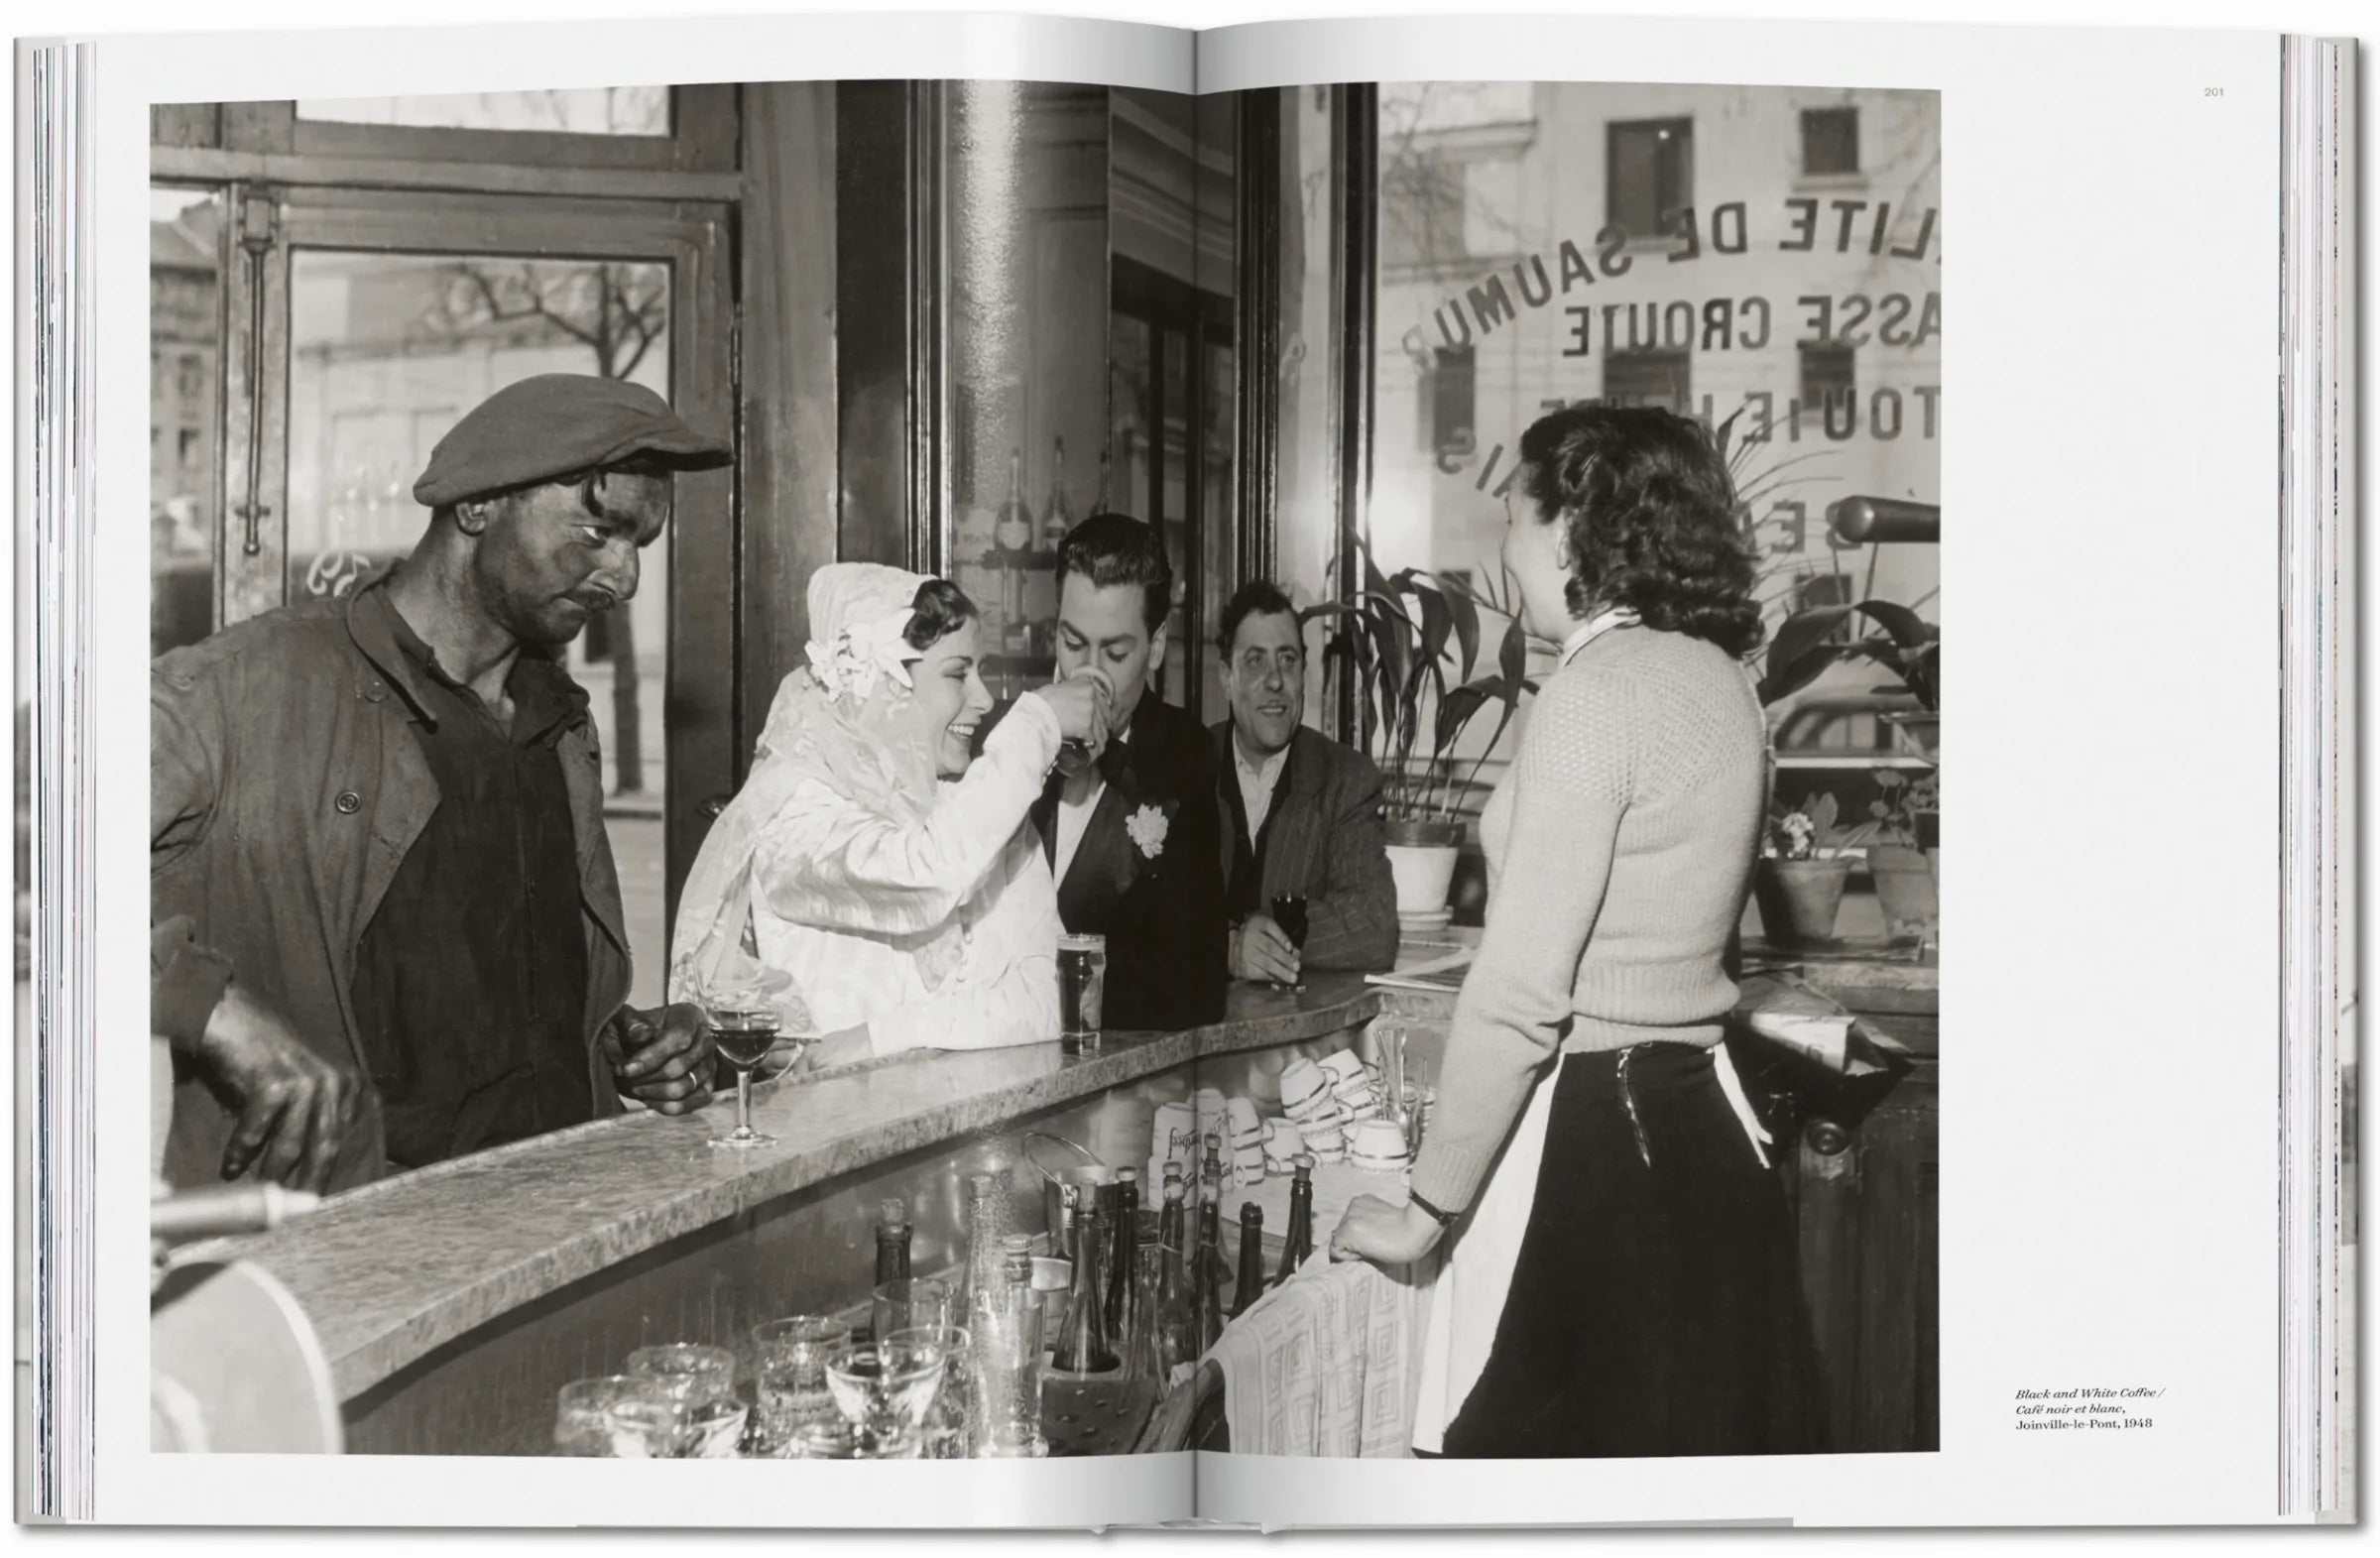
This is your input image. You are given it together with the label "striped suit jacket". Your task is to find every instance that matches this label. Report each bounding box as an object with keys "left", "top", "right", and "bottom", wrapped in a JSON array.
[{"left": 1211, "top": 723, "right": 1400, "bottom": 973}]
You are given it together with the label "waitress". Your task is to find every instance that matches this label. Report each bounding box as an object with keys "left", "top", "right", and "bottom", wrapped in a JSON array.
[{"left": 1331, "top": 404, "right": 1817, "bottom": 1458}]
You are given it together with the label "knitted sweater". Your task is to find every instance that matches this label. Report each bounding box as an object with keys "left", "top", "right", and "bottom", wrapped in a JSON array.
[{"left": 1407, "top": 625, "right": 1767, "bottom": 1213}]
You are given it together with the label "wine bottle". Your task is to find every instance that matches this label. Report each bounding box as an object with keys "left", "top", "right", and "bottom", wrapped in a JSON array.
[
  {"left": 1050, "top": 1179, "right": 1118, "bottom": 1375},
  {"left": 875, "top": 1197, "right": 912, "bottom": 1287},
  {"left": 1229, "top": 1203, "right": 1266, "bottom": 1321},
  {"left": 1092, "top": 445, "right": 1116, "bottom": 514},
  {"left": 996, "top": 446, "right": 1034, "bottom": 553},
  {"left": 1272, "top": 1157, "right": 1316, "bottom": 1289},
  {"left": 1157, "top": 1162, "right": 1187, "bottom": 1255},
  {"left": 1192, "top": 1200, "right": 1229, "bottom": 1351},
  {"left": 1105, "top": 1168, "right": 1142, "bottom": 1369},
  {"left": 1041, "top": 435, "right": 1074, "bottom": 546}
]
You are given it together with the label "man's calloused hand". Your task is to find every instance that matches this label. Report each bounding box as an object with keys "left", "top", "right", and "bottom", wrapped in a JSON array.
[
  {"left": 603, "top": 1002, "right": 715, "bottom": 1115},
  {"left": 198, "top": 984, "right": 364, "bottom": 1191}
]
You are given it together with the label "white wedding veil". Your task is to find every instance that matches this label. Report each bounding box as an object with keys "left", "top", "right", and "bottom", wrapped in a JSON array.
[{"left": 666, "top": 562, "right": 956, "bottom": 1025}]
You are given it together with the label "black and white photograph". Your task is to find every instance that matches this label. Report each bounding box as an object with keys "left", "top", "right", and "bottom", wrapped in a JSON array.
[{"left": 136, "top": 72, "right": 1945, "bottom": 1465}]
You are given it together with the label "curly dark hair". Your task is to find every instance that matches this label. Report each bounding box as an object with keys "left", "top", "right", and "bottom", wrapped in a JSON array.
[
  {"left": 902, "top": 576, "right": 981, "bottom": 653},
  {"left": 1057, "top": 512, "right": 1173, "bottom": 634},
  {"left": 1516, "top": 405, "right": 1764, "bottom": 659},
  {"left": 1217, "top": 579, "right": 1298, "bottom": 654}
]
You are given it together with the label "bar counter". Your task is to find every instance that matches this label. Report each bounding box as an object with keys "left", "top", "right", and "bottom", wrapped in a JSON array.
[{"left": 189, "top": 937, "right": 1937, "bottom": 1456}]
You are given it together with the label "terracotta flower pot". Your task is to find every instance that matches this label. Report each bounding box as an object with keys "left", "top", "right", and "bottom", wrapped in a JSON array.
[
  {"left": 1753, "top": 857, "right": 1853, "bottom": 946},
  {"left": 1866, "top": 844, "right": 1939, "bottom": 939}
]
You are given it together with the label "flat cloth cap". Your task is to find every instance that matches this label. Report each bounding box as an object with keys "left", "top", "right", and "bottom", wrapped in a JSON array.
[{"left": 413, "top": 373, "right": 731, "bottom": 508}]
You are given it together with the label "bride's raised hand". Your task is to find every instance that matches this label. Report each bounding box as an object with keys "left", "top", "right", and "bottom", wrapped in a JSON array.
[{"left": 1029, "top": 671, "right": 1111, "bottom": 750}]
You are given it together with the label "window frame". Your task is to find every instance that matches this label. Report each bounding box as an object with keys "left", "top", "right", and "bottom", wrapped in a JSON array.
[{"left": 1605, "top": 116, "right": 1694, "bottom": 246}]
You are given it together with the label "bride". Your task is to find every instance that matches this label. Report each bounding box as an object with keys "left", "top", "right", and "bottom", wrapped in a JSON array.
[{"left": 669, "top": 562, "right": 1110, "bottom": 1071}]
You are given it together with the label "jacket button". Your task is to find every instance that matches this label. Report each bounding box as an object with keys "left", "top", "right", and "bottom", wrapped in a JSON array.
[
  {"left": 334, "top": 790, "right": 363, "bottom": 814},
  {"left": 362, "top": 682, "right": 387, "bottom": 703}
]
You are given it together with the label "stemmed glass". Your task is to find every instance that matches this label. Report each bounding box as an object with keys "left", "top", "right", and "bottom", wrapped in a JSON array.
[
  {"left": 825, "top": 1337, "right": 950, "bottom": 1459},
  {"left": 887, "top": 1325, "right": 977, "bottom": 1458},
  {"left": 707, "top": 1007, "right": 804, "bottom": 1149}
]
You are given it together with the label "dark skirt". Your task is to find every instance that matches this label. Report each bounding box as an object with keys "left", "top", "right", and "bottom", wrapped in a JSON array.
[{"left": 1440, "top": 1042, "right": 1823, "bottom": 1459}]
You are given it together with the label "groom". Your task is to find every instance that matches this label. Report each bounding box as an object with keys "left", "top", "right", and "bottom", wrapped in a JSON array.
[{"left": 1020, "top": 513, "right": 1228, "bottom": 1031}]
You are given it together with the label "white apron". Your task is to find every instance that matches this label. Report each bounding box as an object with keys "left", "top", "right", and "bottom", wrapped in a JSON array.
[{"left": 1408, "top": 612, "right": 1771, "bottom": 1454}]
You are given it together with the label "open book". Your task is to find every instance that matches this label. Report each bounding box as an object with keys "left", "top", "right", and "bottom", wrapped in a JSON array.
[{"left": 20, "top": 6, "right": 2354, "bottom": 1532}]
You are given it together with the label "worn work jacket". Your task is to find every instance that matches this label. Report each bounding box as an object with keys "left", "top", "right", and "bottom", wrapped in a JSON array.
[{"left": 150, "top": 585, "right": 633, "bottom": 1191}]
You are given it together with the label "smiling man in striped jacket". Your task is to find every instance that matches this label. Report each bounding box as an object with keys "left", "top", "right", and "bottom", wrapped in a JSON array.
[{"left": 1210, "top": 581, "right": 1399, "bottom": 984}]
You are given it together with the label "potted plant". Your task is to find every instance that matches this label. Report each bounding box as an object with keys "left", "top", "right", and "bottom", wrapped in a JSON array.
[
  {"left": 1753, "top": 792, "right": 1858, "bottom": 946},
  {"left": 1307, "top": 541, "right": 1536, "bottom": 919},
  {"left": 1839, "top": 767, "right": 1940, "bottom": 937}
]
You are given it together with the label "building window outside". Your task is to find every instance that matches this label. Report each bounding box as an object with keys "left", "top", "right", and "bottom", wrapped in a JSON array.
[
  {"left": 1606, "top": 117, "right": 1693, "bottom": 242},
  {"left": 1420, "top": 344, "right": 1476, "bottom": 456},
  {"left": 1800, "top": 107, "right": 1861, "bottom": 177},
  {"left": 1604, "top": 347, "right": 1691, "bottom": 413},
  {"left": 1381, "top": 154, "right": 1470, "bottom": 271}
]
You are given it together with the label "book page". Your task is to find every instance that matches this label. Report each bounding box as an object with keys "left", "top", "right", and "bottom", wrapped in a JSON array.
[{"left": 1187, "top": 13, "right": 2289, "bottom": 1529}]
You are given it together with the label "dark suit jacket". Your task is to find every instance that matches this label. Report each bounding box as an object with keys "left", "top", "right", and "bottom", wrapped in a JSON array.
[
  {"left": 1012, "top": 694, "right": 1229, "bottom": 1030},
  {"left": 1213, "top": 723, "right": 1400, "bottom": 974}
]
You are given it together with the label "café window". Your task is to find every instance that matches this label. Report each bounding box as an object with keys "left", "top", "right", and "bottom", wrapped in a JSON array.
[
  {"left": 1381, "top": 155, "right": 1469, "bottom": 271},
  {"left": 1801, "top": 107, "right": 1861, "bottom": 177},
  {"left": 1420, "top": 345, "right": 1476, "bottom": 456},
  {"left": 1800, "top": 341, "right": 1856, "bottom": 410},
  {"left": 1606, "top": 117, "right": 1692, "bottom": 243},
  {"left": 1604, "top": 347, "right": 1691, "bottom": 413}
]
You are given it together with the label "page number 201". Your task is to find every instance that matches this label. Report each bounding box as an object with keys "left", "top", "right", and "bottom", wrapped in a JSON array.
[{"left": 2204, "top": 86, "right": 2225, "bottom": 96}]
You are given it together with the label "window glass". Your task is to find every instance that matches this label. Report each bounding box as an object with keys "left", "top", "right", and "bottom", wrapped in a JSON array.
[{"left": 295, "top": 89, "right": 668, "bottom": 136}]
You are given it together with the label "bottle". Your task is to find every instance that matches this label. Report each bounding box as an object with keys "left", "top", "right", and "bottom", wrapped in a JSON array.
[
  {"left": 963, "top": 1173, "right": 1010, "bottom": 1319},
  {"left": 1192, "top": 1199, "right": 1229, "bottom": 1351},
  {"left": 979, "top": 1235, "right": 1047, "bottom": 1457},
  {"left": 1106, "top": 1169, "right": 1142, "bottom": 1374},
  {"left": 1230, "top": 1203, "right": 1267, "bottom": 1321},
  {"left": 1050, "top": 1180, "right": 1118, "bottom": 1375},
  {"left": 1040, "top": 435, "right": 1074, "bottom": 547},
  {"left": 1272, "top": 1156, "right": 1316, "bottom": 1289},
  {"left": 1092, "top": 445, "right": 1115, "bottom": 515},
  {"left": 995, "top": 446, "right": 1034, "bottom": 554},
  {"left": 1157, "top": 1163, "right": 1187, "bottom": 1255},
  {"left": 875, "top": 1197, "right": 912, "bottom": 1287},
  {"left": 1200, "top": 1135, "right": 1225, "bottom": 1210}
]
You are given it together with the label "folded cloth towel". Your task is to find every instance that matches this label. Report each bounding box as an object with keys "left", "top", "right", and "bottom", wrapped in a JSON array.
[{"left": 1206, "top": 1246, "right": 1434, "bottom": 1458}]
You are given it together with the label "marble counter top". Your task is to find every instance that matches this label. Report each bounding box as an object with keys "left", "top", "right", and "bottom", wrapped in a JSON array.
[
  {"left": 187, "top": 931, "right": 1938, "bottom": 1406},
  {"left": 187, "top": 976, "right": 1392, "bottom": 1402}
]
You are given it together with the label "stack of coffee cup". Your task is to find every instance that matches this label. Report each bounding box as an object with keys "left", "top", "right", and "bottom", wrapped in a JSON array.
[{"left": 1278, "top": 1056, "right": 1351, "bottom": 1164}]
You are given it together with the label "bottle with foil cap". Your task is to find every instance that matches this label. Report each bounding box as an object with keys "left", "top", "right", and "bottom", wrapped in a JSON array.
[
  {"left": 1272, "top": 1156, "right": 1316, "bottom": 1288},
  {"left": 1192, "top": 1198, "right": 1230, "bottom": 1351},
  {"left": 1049, "top": 1177, "right": 1119, "bottom": 1376},
  {"left": 1229, "top": 1203, "right": 1267, "bottom": 1321},
  {"left": 875, "top": 1197, "right": 912, "bottom": 1287},
  {"left": 1105, "top": 1168, "right": 1143, "bottom": 1377}
]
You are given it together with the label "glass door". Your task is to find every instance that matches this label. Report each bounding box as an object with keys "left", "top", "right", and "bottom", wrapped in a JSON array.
[{"left": 206, "top": 185, "right": 734, "bottom": 1008}]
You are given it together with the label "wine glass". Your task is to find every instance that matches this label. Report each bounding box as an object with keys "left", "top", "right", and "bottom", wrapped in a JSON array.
[
  {"left": 825, "top": 1337, "right": 949, "bottom": 1459},
  {"left": 707, "top": 1007, "right": 796, "bottom": 1148},
  {"left": 753, "top": 1316, "right": 852, "bottom": 1454},
  {"left": 886, "top": 1325, "right": 977, "bottom": 1458},
  {"left": 871, "top": 1276, "right": 955, "bottom": 1347},
  {"left": 552, "top": 1375, "right": 667, "bottom": 1457},
  {"left": 1270, "top": 895, "right": 1310, "bottom": 993}
]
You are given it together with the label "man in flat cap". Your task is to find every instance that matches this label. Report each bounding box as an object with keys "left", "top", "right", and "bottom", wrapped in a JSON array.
[{"left": 152, "top": 374, "right": 731, "bottom": 1192}]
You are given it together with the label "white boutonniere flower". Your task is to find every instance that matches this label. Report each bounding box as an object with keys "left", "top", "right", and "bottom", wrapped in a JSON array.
[
  {"left": 805, "top": 608, "right": 920, "bottom": 703},
  {"left": 1127, "top": 803, "right": 1169, "bottom": 860}
]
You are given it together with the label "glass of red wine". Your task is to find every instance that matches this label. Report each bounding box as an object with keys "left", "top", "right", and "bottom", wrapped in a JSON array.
[
  {"left": 1269, "top": 895, "right": 1310, "bottom": 993},
  {"left": 707, "top": 1008, "right": 793, "bottom": 1149}
]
